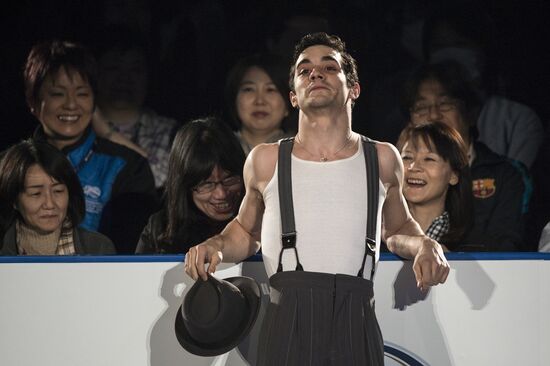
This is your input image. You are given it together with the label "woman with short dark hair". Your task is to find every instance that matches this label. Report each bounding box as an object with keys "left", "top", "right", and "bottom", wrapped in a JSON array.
[
  {"left": 397, "top": 123, "right": 472, "bottom": 250},
  {"left": 136, "top": 117, "right": 245, "bottom": 254},
  {"left": 0, "top": 140, "right": 115, "bottom": 255}
]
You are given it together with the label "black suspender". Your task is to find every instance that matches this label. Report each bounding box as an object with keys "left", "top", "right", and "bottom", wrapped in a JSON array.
[
  {"left": 357, "top": 136, "right": 379, "bottom": 280},
  {"left": 277, "top": 137, "right": 303, "bottom": 273},
  {"left": 276, "top": 136, "right": 380, "bottom": 280}
]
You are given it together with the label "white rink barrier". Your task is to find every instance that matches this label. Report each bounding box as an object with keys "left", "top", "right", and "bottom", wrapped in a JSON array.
[{"left": 1, "top": 252, "right": 549, "bottom": 366}]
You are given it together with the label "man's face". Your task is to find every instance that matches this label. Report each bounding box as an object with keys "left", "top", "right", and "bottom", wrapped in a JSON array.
[
  {"left": 410, "top": 79, "right": 469, "bottom": 143},
  {"left": 33, "top": 67, "right": 94, "bottom": 149},
  {"left": 97, "top": 48, "right": 147, "bottom": 110},
  {"left": 290, "top": 45, "right": 358, "bottom": 110}
]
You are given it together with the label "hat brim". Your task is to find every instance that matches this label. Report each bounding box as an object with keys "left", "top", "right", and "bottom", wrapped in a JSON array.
[{"left": 175, "top": 276, "right": 261, "bottom": 357}]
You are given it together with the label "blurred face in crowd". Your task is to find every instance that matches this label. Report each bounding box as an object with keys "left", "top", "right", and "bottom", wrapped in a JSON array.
[
  {"left": 290, "top": 45, "right": 359, "bottom": 110},
  {"left": 401, "top": 137, "right": 458, "bottom": 208},
  {"left": 33, "top": 67, "right": 94, "bottom": 149},
  {"left": 97, "top": 48, "right": 147, "bottom": 110},
  {"left": 17, "top": 164, "right": 69, "bottom": 234},
  {"left": 192, "top": 165, "right": 243, "bottom": 222},
  {"left": 410, "top": 79, "right": 469, "bottom": 143},
  {"left": 236, "top": 66, "right": 288, "bottom": 136}
]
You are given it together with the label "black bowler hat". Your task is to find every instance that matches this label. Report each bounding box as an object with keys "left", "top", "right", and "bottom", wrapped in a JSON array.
[{"left": 174, "top": 275, "right": 261, "bottom": 356}]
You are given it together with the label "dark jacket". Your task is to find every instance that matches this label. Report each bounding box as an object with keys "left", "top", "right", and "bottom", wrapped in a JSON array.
[
  {"left": 459, "top": 142, "right": 525, "bottom": 251},
  {"left": 33, "top": 127, "right": 159, "bottom": 254},
  {"left": 136, "top": 211, "right": 229, "bottom": 254},
  {"left": 0, "top": 223, "right": 116, "bottom": 255}
]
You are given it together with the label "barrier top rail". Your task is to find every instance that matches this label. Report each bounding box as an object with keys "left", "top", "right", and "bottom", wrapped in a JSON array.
[{"left": 1, "top": 252, "right": 550, "bottom": 263}]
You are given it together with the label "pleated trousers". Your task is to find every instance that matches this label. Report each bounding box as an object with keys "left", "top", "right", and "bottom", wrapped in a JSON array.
[{"left": 257, "top": 271, "right": 384, "bottom": 366}]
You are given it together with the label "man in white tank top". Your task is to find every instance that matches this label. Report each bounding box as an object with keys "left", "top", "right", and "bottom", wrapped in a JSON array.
[{"left": 185, "top": 33, "right": 450, "bottom": 365}]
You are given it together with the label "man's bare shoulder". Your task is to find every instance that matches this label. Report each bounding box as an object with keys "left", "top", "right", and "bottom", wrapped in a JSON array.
[
  {"left": 246, "top": 142, "right": 280, "bottom": 191},
  {"left": 373, "top": 141, "right": 401, "bottom": 186},
  {"left": 374, "top": 141, "right": 399, "bottom": 160}
]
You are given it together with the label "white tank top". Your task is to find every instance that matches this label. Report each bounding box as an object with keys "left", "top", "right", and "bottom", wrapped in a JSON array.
[{"left": 261, "top": 142, "right": 386, "bottom": 278}]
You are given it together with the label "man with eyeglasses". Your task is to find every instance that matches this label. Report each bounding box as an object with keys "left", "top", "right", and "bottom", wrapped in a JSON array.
[
  {"left": 405, "top": 61, "right": 527, "bottom": 251},
  {"left": 184, "top": 32, "right": 449, "bottom": 365},
  {"left": 410, "top": 98, "right": 460, "bottom": 117}
]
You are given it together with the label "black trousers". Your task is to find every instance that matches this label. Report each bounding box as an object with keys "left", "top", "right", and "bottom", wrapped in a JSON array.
[{"left": 257, "top": 271, "right": 384, "bottom": 366}]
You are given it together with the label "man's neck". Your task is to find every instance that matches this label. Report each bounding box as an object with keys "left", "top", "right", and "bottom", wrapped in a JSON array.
[
  {"left": 297, "top": 107, "right": 352, "bottom": 143},
  {"left": 99, "top": 105, "right": 141, "bottom": 126},
  {"left": 294, "top": 109, "right": 357, "bottom": 161}
]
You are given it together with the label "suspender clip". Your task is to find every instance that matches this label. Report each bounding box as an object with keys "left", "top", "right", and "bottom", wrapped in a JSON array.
[
  {"left": 366, "top": 237, "right": 376, "bottom": 255},
  {"left": 281, "top": 232, "right": 297, "bottom": 249}
]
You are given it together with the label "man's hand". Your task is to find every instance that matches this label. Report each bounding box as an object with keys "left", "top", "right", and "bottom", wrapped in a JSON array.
[
  {"left": 184, "top": 238, "right": 224, "bottom": 281},
  {"left": 412, "top": 237, "right": 450, "bottom": 291}
]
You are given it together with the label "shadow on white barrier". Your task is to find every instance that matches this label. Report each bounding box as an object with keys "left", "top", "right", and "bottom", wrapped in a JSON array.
[{"left": 1, "top": 253, "right": 549, "bottom": 366}]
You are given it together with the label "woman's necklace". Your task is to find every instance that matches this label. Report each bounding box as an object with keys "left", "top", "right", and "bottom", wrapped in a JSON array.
[{"left": 294, "top": 133, "right": 355, "bottom": 162}]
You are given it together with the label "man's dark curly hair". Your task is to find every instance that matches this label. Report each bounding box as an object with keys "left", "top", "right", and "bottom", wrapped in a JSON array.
[{"left": 288, "top": 32, "right": 359, "bottom": 92}]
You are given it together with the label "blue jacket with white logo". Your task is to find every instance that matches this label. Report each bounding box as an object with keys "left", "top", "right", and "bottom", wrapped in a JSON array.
[{"left": 34, "top": 127, "right": 158, "bottom": 253}]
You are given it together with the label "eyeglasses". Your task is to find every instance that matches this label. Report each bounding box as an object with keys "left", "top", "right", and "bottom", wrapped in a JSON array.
[
  {"left": 193, "top": 175, "right": 242, "bottom": 194},
  {"left": 410, "top": 98, "right": 459, "bottom": 116}
]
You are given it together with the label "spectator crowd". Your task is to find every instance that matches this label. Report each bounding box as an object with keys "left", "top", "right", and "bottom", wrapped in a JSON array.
[{"left": 2, "top": 1, "right": 549, "bottom": 255}]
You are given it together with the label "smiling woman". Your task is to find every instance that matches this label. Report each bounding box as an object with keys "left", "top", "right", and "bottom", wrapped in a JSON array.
[
  {"left": 397, "top": 122, "right": 473, "bottom": 251},
  {"left": 136, "top": 117, "right": 246, "bottom": 254},
  {"left": 24, "top": 40, "right": 97, "bottom": 150},
  {"left": 0, "top": 140, "right": 115, "bottom": 255},
  {"left": 33, "top": 68, "right": 94, "bottom": 149}
]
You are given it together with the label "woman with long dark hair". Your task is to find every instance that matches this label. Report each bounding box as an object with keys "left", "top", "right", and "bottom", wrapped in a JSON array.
[{"left": 136, "top": 117, "right": 245, "bottom": 254}]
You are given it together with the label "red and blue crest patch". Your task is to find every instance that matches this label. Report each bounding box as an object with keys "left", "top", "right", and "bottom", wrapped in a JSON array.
[{"left": 472, "top": 178, "right": 496, "bottom": 198}]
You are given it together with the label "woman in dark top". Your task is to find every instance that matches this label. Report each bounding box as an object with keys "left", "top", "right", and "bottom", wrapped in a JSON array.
[
  {"left": 136, "top": 117, "right": 245, "bottom": 254},
  {"left": 397, "top": 122, "right": 473, "bottom": 251},
  {"left": 0, "top": 140, "right": 115, "bottom": 255}
]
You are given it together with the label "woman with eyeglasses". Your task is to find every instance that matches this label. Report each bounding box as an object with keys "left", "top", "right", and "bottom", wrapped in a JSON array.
[
  {"left": 136, "top": 117, "right": 245, "bottom": 254},
  {"left": 403, "top": 61, "right": 526, "bottom": 251}
]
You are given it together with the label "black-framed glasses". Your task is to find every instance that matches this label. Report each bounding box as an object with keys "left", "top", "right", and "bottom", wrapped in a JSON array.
[
  {"left": 410, "top": 98, "right": 459, "bottom": 116},
  {"left": 193, "top": 175, "right": 242, "bottom": 194}
]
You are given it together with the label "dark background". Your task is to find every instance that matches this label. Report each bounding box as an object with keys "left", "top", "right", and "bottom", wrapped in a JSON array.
[{"left": 1, "top": 0, "right": 549, "bottom": 149}]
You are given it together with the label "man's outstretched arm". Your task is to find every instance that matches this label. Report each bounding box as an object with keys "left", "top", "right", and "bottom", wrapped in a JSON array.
[{"left": 185, "top": 144, "right": 273, "bottom": 281}]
